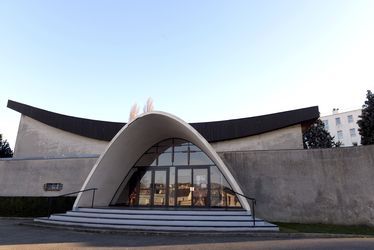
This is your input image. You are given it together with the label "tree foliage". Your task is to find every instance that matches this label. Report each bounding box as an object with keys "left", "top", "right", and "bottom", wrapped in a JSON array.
[
  {"left": 358, "top": 90, "right": 374, "bottom": 145},
  {"left": 0, "top": 134, "right": 13, "bottom": 158},
  {"left": 303, "top": 119, "right": 341, "bottom": 149}
]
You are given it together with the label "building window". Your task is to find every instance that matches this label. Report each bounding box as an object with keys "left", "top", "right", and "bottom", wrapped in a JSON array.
[
  {"left": 323, "top": 120, "right": 329, "bottom": 130},
  {"left": 350, "top": 128, "right": 356, "bottom": 137},
  {"left": 337, "top": 130, "right": 343, "bottom": 140},
  {"left": 335, "top": 117, "right": 341, "bottom": 126},
  {"left": 43, "top": 183, "right": 63, "bottom": 191},
  {"left": 347, "top": 115, "right": 354, "bottom": 123}
]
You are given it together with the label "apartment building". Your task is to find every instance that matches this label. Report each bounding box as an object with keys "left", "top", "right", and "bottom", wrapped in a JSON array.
[{"left": 321, "top": 109, "right": 362, "bottom": 146}]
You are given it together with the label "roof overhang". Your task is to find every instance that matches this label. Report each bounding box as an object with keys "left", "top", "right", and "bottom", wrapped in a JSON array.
[{"left": 7, "top": 100, "right": 320, "bottom": 142}]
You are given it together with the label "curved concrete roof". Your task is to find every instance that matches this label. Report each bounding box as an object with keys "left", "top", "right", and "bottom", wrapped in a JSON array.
[
  {"left": 73, "top": 111, "right": 251, "bottom": 211},
  {"left": 7, "top": 100, "right": 319, "bottom": 142}
]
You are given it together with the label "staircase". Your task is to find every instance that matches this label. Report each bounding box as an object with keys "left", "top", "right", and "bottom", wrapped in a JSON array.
[{"left": 35, "top": 207, "right": 278, "bottom": 232}]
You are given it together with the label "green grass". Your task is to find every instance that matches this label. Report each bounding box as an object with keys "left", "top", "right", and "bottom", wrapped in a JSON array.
[{"left": 276, "top": 222, "right": 374, "bottom": 235}]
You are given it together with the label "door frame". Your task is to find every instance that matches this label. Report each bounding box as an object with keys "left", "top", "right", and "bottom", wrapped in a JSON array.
[{"left": 175, "top": 166, "right": 210, "bottom": 208}]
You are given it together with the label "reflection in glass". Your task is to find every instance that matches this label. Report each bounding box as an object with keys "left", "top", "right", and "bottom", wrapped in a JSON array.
[
  {"left": 114, "top": 168, "right": 137, "bottom": 206},
  {"left": 138, "top": 171, "right": 152, "bottom": 206},
  {"left": 169, "top": 167, "right": 176, "bottom": 206},
  {"left": 174, "top": 152, "right": 188, "bottom": 166},
  {"left": 113, "top": 138, "right": 242, "bottom": 209},
  {"left": 135, "top": 153, "right": 157, "bottom": 166},
  {"left": 210, "top": 166, "right": 240, "bottom": 207},
  {"left": 190, "top": 151, "right": 213, "bottom": 165},
  {"left": 174, "top": 139, "right": 189, "bottom": 152},
  {"left": 158, "top": 152, "right": 172, "bottom": 166},
  {"left": 193, "top": 168, "right": 208, "bottom": 207},
  {"left": 177, "top": 169, "right": 192, "bottom": 206},
  {"left": 153, "top": 170, "right": 167, "bottom": 206}
]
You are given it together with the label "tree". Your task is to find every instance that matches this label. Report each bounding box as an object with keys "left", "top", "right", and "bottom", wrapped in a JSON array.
[
  {"left": 303, "top": 119, "right": 341, "bottom": 149},
  {"left": 358, "top": 90, "right": 374, "bottom": 145},
  {"left": 0, "top": 134, "right": 13, "bottom": 158}
]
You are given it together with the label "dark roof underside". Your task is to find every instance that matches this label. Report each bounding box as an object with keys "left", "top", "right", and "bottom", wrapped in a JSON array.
[{"left": 7, "top": 100, "right": 319, "bottom": 142}]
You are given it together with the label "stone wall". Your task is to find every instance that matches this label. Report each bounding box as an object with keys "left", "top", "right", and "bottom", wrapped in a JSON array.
[{"left": 219, "top": 145, "right": 374, "bottom": 226}]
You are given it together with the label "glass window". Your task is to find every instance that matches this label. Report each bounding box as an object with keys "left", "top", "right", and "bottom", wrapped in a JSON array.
[
  {"left": 173, "top": 152, "right": 188, "bottom": 165},
  {"left": 210, "top": 166, "right": 241, "bottom": 208},
  {"left": 158, "top": 152, "right": 172, "bottom": 166},
  {"left": 337, "top": 130, "right": 343, "bottom": 140},
  {"left": 146, "top": 146, "right": 157, "bottom": 153},
  {"left": 174, "top": 139, "right": 189, "bottom": 152},
  {"left": 335, "top": 117, "right": 341, "bottom": 126},
  {"left": 189, "top": 144, "right": 201, "bottom": 152},
  {"left": 169, "top": 167, "right": 176, "bottom": 206},
  {"left": 153, "top": 170, "right": 167, "bottom": 206},
  {"left": 350, "top": 128, "right": 356, "bottom": 137},
  {"left": 113, "top": 138, "right": 242, "bottom": 209},
  {"left": 135, "top": 153, "right": 157, "bottom": 166},
  {"left": 322, "top": 120, "right": 329, "bottom": 130},
  {"left": 177, "top": 169, "right": 192, "bottom": 206},
  {"left": 193, "top": 168, "right": 208, "bottom": 207},
  {"left": 138, "top": 170, "right": 152, "bottom": 206},
  {"left": 348, "top": 115, "right": 354, "bottom": 123},
  {"left": 190, "top": 151, "right": 213, "bottom": 165}
]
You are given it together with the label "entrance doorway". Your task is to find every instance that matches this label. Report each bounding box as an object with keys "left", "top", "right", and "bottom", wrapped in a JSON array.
[
  {"left": 136, "top": 168, "right": 169, "bottom": 207},
  {"left": 111, "top": 138, "right": 241, "bottom": 209}
]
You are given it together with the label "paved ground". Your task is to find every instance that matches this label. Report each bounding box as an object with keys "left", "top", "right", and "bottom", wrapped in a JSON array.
[{"left": 1, "top": 219, "right": 374, "bottom": 250}]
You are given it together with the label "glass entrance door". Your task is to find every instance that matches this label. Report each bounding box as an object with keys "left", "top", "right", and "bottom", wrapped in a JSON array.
[
  {"left": 175, "top": 167, "right": 209, "bottom": 207},
  {"left": 153, "top": 169, "right": 167, "bottom": 206},
  {"left": 193, "top": 168, "right": 208, "bottom": 207},
  {"left": 138, "top": 170, "right": 152, "bottom": 206},
  {"left": 176, "top": 169, "right": 192, "bottom": 206}
]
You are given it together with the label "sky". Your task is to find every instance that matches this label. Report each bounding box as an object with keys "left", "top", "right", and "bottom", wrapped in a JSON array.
[{"left": 0, "top": 0, "right": 373, "bottom": 149}]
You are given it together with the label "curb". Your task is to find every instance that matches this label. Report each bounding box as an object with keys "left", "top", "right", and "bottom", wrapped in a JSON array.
[{"left": 19, "top": 221, "right": 374, "bottom": 239}]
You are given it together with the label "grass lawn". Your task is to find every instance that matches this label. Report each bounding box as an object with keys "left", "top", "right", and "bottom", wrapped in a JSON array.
[{"left": 276, "top": 222, "right": 374, "bottom": 235}]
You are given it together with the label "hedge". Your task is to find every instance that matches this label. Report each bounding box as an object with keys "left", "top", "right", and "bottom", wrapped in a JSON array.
[{"left": 0, "top": 196, "right": 76, "bottom": 217}]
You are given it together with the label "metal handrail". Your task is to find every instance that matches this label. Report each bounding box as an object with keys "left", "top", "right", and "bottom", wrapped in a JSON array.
[
  {"left": 47, "top": 188, "right": 97, "bottom": 218},
  {"left": 223, "top": 187, "right": 257, "bottom": 226}
]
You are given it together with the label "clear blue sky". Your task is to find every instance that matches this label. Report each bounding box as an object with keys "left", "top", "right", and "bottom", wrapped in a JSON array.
[{"left": 1, "top": 0, "right": 373, "bottom": 148}]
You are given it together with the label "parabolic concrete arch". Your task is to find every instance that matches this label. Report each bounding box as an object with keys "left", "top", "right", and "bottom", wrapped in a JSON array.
[{"left": 74, "top": 111, "right": 250, "bottom": 211}]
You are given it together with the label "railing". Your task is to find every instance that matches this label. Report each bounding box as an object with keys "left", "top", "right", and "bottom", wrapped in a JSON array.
[
  {"left": 223, "top": 187, "right": 257, "bottom": 226},
  {"left": 47, "top": 188, "right": 97, "bottom": 218}
]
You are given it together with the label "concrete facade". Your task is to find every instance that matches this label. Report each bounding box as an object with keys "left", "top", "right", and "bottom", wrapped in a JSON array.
[
  {"left": 14, "top": 115, "right": 108, "bottom": 158},
  {"left": 0, "top": 157, "right": 95, "bottom": 196},
  {"left": 219, "top": 145, "right": 374, "bottom": 226},
  {"left": 74, "top": 111, "right": 250, "bottom": 211},
  {"left": 2, "top": 144, "right": 374, "bottom": 226},
  {"left": 14, "top": 115, "right": 306, "bottom": 159},
  {"left": 211, "top": 124, "right": 303, "bottom": 151}
]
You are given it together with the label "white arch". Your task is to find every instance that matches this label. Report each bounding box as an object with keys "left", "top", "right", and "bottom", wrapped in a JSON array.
[{"left": 74, "top": 111, "right": 250, "bottom": 211}]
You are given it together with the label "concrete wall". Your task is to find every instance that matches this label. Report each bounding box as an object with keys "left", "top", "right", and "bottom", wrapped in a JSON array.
[
  {"left": 212, "top": 124, "right": 304, "bottom": 151},
  {"left": 14, "top": 115, "right": 304, "bottom": 158},
  {"left": 0, "top": 157, "right": 96, "bottom": 196},
  {"left": 14, "top": 115, "right": 108, "bottom": 158},
  {"left": 219, "top": 145, "right": 374, "bottom": 226}
]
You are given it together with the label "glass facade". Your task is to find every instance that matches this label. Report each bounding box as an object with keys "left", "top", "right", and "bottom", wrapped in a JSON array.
[{"left": 112, "top": 138, "right": 241, "bottom": 208}]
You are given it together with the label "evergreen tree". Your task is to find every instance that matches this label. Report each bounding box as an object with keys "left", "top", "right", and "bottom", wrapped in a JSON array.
[
  {"left": 0, "top": 134, "right": 13, "bottom": 158},
  {"left": 303, "top": 119, "right": 340, "bottom": 149},
  {"left": 358, "top": 90, "right": 374, "bottom": 145}
]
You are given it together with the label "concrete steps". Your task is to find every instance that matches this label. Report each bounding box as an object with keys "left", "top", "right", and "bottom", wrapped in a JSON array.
[{"left": 35, "top": 207, "right": 278, "bottom": 232}]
